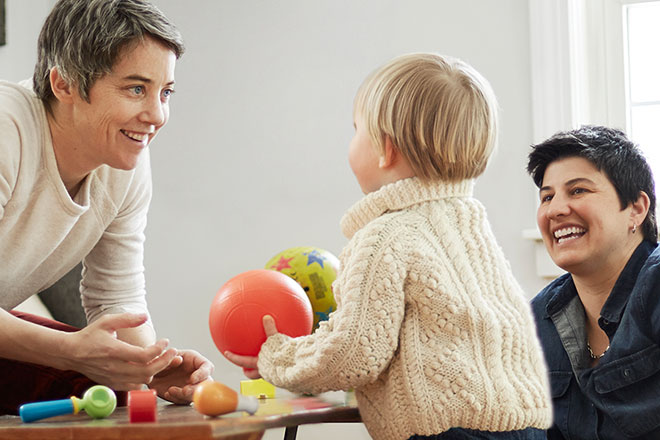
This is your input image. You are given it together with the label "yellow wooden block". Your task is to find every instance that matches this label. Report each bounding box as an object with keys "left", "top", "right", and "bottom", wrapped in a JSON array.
[{"left": 240, "top": 379, "right": 276, "bottom": 399}]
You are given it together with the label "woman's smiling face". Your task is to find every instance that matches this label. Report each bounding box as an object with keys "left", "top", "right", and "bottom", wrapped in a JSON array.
[
  {"left": 69, "top": 36, "right": 177, "bottom": 172},
  {"left": 537, "top": 156, "right": 640, "bottom": 277}
]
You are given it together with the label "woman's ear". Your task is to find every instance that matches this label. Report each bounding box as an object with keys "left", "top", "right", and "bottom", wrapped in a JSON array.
[
  {"left": 49, "top": 67, "right": 75, "bottom": 104},
  {"left": 378, "top": 136, "right": 397, "bottom": 169},
  {"left": 631, "top": 191, "right": 651, "bottom": 228}
]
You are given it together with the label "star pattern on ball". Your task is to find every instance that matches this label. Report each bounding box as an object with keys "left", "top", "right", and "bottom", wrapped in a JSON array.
[
  {"left": 314, "top": 307, "right": 334, "bottom": 323},
  {"left": 270, "top": 256, "right": 294, "bottom": 271},
  {"left": 304, "top": 250, "right": 326, "bottom": 268}
]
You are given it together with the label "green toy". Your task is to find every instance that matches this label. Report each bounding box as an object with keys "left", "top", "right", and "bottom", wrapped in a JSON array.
[{"left": 19, "top": 385, "right": 117, "bottom": 423}]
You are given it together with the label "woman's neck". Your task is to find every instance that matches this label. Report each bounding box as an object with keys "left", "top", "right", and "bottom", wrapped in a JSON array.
[
  {"left": 572, "top": 273, "right": 617, "bottom": 365},
  {"left": 47, "top": 108, "right": 91, "bottom": 198},
  {"left": 572, "top": 237, "right": 642, "bottom": 360},
  {"left": 572, "top": 236, "right": 642, "bottom": 316},
  {"left": 573, "top": 274, "right": 617, "bottom": 323}
]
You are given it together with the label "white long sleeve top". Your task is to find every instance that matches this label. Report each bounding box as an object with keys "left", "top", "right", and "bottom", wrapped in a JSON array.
[{"left": 0, "top": 80, "right": 152, "bottom": 324}]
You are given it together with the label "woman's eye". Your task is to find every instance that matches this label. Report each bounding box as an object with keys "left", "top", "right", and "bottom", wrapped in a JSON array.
[
  {"left": 161, "top": 88, "right": 174, "bottom": 99},
  {"left": 571, "top": 188, "right": 586, "bottom": 195},
  {"left": 540, "top": 194, "right": 553, "bottom": 203},
  {"left": 131, "top": 85, "right": 144, "bottom": 95}
]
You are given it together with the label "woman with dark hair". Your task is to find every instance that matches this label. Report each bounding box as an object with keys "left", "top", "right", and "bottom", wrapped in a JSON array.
[{"left": 527, "top": 125, "right": 660, "bottom": 439}]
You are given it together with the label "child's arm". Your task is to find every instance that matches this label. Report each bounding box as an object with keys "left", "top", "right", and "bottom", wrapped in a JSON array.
[{"left": 254, "top": 226, "right": 408, "bottom": 395}]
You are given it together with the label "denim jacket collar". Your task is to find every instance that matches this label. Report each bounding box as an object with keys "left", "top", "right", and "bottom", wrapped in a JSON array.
[
  {"left": 544, "top": 240, "right": 656, "bottom": 322},
  {"left": 544, "top": 275, "right": 575, "bottom": 319},
  {"left": 599, "top": 240, "right": 656, "bottom": 326}
]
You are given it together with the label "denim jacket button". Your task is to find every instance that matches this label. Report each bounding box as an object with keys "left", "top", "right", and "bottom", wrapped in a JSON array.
[{"left": 624, "top": 369, "right": 631, "bottom": 378}]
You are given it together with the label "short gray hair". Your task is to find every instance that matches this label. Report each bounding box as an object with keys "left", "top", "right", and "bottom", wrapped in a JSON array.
[{"left": 34, "top": 0, "right": 184, "bottom": 108}]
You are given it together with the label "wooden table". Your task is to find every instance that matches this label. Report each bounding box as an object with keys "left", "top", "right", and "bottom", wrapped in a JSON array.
[{"left": 0, "top": 393, "right": 361, "bottom": 440}]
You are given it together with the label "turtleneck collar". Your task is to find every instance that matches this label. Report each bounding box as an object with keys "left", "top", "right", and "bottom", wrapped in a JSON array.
[{"left": 340, "top": 177, "right": 474, "bottom": 239}]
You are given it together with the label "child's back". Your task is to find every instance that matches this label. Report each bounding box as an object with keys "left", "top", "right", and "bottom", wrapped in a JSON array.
[{"left": 333, "top": 176, "right": 551, "bottom": 438}]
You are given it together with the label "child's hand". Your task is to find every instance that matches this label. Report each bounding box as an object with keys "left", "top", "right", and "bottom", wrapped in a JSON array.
[{"left": 224, "top": 315, "right": 279, "bottom": 380}]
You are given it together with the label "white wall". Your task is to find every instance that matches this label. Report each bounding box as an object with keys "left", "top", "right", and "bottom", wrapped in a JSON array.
[
  {"left": 0, "top": 0, "right": 54, "bottom": 80},
  {"left": 1, "top": 1, "right": 543, "bottom": 438}
]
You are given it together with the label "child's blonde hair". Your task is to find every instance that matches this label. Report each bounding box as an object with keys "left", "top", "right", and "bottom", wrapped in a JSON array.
[{"left": 354, "top": 53, "right": 498, "bottom": 181}]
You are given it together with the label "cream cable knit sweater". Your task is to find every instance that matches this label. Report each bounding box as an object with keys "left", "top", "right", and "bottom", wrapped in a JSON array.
[{"left": 258, "top": 177, "right": 552, "bottom": 439}]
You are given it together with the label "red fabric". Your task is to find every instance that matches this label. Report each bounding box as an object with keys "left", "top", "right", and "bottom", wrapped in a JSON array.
[{"left": 0, "top": 311, "right": 127, "bottom": 415}]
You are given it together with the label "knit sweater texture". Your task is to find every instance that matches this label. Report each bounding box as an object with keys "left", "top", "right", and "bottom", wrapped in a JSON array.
[
  {"left": 0, "top": 80, "right": 152, "bottom": 323},
  {"left": 258, "top": 177, "right": 552, "bottom": 439}
]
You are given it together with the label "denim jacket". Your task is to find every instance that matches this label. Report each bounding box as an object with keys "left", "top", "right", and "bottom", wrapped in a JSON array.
[{"left": 531, "top": 240, "right": 660, "bottom": 439}]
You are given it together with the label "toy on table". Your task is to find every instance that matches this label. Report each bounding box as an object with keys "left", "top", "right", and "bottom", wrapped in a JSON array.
[
  {"left": 265, "top": 246, "right": 339, "bottom": 331},
  {"left": 128, "top": 389, "right": 157, "bottom": 423},
  {"left": 209, "top": 269, "right": 313, "bottom": 357},
  {"left": 240, "top": 378, "right": 276, "bottom": 399},
  {"left": 193, "top": 380, "right": 258, "bottom": 416},
  {"left": 19, "top": 385, "right": 116, "bottom": 423}
]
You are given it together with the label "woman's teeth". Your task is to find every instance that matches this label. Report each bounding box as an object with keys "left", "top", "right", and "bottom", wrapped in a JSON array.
[
  {"left": 554, "top": 226, "right": 586, "bottom": 244},
  {"left": 121, "top": 130, "right": 148, "bottom": 142}
]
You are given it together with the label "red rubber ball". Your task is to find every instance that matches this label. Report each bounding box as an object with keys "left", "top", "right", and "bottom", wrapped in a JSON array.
[{"left": 209, "top": 269, "right": 313, "bottom": 357}]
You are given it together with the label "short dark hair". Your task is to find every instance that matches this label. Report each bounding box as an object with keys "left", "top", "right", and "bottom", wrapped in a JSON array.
[
  {"left": 527, "top": 125, "right": 657, "bottom": 242},
  {"left": 34, "top": 0, "right": 184, "bottom": 108}
]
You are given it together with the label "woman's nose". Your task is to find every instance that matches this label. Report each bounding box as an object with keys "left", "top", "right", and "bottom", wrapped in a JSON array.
[
  {"left": 140, "top": 95, "right": 167, "bottom": 127},
  {"left": 545, "top": 195, "right": 570, "bottom": 218}
]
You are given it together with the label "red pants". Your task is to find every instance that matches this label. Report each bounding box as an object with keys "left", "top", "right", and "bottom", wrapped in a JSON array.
[{"left": 1, "top": 311, "right": 126, "bottom": 415}]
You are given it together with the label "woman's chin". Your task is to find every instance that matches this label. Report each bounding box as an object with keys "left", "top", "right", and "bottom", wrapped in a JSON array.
[{"left": 549, "top": 250, "right": 588, "bottom": 275}]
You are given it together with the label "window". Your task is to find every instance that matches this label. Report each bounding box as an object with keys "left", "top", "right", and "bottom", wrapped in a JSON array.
[{"left": 624, "top": 1, "right": 660, "bottom": 178}]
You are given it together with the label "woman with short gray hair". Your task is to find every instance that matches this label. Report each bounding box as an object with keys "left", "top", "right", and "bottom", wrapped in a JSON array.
[{"left": 0, "top": 0, "right": 213, "bottom": 414}]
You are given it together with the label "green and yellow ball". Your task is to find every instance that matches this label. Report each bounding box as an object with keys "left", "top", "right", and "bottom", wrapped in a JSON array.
[{"left": 265, "top": 246, "right": 339, "bottom": 331}]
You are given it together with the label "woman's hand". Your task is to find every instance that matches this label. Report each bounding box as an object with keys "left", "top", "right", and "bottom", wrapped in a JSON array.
[
  {"left": 62, "top": 313, "right": 178, "bottom": 391},
  {"left": 224, "top": 315, "right": 278, "bottom": 379},
  {"left": 149, "top": 349, "right": 215, "bottom": 404}
]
